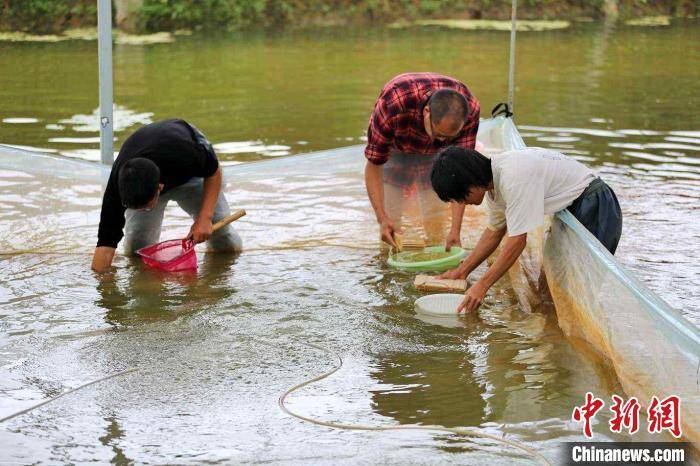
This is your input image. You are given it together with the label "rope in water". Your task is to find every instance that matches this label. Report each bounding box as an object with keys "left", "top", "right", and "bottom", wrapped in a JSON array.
[
  {"left": 0, "top": 368, "right": 138, "bottom": 423},
  {"left": 279, "top": 342, "right": 552, "bottom": 466},
  {"left": 1, "top": 343, "right": 551, "bottom": 465}
]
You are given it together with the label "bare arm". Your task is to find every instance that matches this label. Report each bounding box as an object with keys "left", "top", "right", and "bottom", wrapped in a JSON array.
[
  {"left": 476, "top": 233, "right": 527, "bottom": 291},
  {"left": 458, "top": 233, "right": 527, "bottom": 313},
  {"left": 365, "top": 161, "right": 399, "bottom": 249},
  {"left": 365, "top": 161, "right": 386, "bottom": 222},
  {"left": 439, "top": 226, "right": 506, "bottom": 279},
  {"left": 92, "top": 246, "right": 116, "bottom": 272},
  {"left": 188, "top": 167, "right": 222, "bottom": 243},
  {"left": 200, "top": 167, "right": 222, "bottom": 221},
  {"left": 445, "top": 202, "right": 466, "bottom": 250}
]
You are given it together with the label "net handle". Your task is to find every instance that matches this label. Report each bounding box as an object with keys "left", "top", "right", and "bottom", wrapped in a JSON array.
[{"left": 213, "top": 209, "right": 246, "bottom": 232}]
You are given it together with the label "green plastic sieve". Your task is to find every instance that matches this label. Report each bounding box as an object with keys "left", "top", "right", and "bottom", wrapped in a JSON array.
[{"left": 388, "top": 246, "right": 467, "bottom": 272}]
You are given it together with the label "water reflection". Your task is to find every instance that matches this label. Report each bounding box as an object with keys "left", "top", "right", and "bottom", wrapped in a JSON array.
[
  {"left": 1, "top": 22, "right": 697, "bottom": 166},
  {"left": 370, "top": 350, "right": 487, "bottom": 427},
  {"left": 97, "top": 253, "right": 240, "bottom": 326},
  {"left": 369, "top": 303, "right": 623, "bottom": 435},
  {"left": 98, "top": 415, "right": 131, "bottom": 465}
]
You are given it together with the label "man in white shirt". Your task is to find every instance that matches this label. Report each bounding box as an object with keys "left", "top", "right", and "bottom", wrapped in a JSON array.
[{"left": 430, "top": 146, "right": 622, "bottom": 313}]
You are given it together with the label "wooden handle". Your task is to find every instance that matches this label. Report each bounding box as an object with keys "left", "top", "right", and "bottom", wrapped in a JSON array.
[{"left": 212, "top": 209, "right": 246, "bottom": 232}]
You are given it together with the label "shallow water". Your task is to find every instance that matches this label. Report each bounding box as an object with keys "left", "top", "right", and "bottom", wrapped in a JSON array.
[{"left": 0, "top": 21, "right": 698, "bottom": 464}]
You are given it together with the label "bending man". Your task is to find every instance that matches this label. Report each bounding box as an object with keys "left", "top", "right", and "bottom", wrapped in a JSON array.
[
  {"left": 92, "top": 119, "right": 242, "bottom": 272},
  {"left": 364, "top": 72, "right": 480, "bottom": 250},
  {"left": 431, "top": 146, "right": 622, "bottom": 313}
]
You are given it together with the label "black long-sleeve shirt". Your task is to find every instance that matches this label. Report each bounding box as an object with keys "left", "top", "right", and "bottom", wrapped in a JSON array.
[{"left": 97, "top": 119, "right": 219, "bottom": 248}]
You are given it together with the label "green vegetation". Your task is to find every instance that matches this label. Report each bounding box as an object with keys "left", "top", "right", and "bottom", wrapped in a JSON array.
[
  {"left": 136, "top": 0, "right": 475, "bottom": 31},
  {"left": 0, "top": 0, "right": 96, "bottom": 33},
  {"left": 0, "top": 0, "right": 696, "bottom": 34}
]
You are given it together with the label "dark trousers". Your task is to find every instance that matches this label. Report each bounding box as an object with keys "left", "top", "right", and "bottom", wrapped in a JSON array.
[{"left": 567, "top": 178, "right": 623, "bottom": 254}]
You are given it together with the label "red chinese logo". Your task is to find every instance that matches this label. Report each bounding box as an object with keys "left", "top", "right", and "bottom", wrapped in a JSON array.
[
  {"left": 572, "top": 392, "right": 605, "bottom": 438},
  {"left": 573, "top": 393, "right": 682, "bottom": 438},
  {"left": 647, "top": 395, "right": 681, "bottom": 438},
  {"left": 609, "top": 394, "right": 641, "bottom": 434}
]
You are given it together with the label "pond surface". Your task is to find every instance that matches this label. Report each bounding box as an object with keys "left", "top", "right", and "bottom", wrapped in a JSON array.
[{"left": 0, "top": 21, "right": 698, "bottom": 464}]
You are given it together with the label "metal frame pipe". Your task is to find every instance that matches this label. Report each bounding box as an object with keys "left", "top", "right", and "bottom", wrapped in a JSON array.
[
  {"left": 508, "top": 0, "right": 518, "bottom": 113},
  {"left": 97, "top": 0, "right": 114, "bottom": 166}
]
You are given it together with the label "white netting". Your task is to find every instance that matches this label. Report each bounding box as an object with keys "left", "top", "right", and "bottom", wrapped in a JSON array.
[
  {"left": 1, "top": 117, "right": 698, "bottom": 448},
  {"left": 544, "top": 210, "right": 700, "bottom": 444}
]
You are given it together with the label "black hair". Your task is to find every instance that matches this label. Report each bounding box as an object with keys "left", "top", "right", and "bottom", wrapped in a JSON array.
[
  {"left": 118, "top": 158, "right": 161, "bottom": 209},
  {"left": 428, "top": 89, "right": 468, "bottom": 130},
  {"left": 430, "top": 146, "right": 492, "bottom": 203}
]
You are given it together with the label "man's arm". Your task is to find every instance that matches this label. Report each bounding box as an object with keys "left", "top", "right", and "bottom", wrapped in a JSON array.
[
  {"left": 439, "top": 226, "right": 506, "bottom": 279},
  {"left": 92, "top": 247, "right": 116, "bottom": 272},
  {"left": 445, "top": 94, "right": 478, "bottom": 250},
  {"left": 445, "top": 202, "right": 466, "bottom": 251},
  {"left": 365, "top": 161, "right": 399, "bottom": 249},
  {"left": 364, "top": 89, "right": 398, "bottom": 249},
  {"left": 93, "top": 170, "right": 126, "bottom": 273},
  {"left": 457, "top": 233, "right": 527, "bottom": 313},
  {"left": 188, "top": 167, "right": 222, "bottom": 243}
]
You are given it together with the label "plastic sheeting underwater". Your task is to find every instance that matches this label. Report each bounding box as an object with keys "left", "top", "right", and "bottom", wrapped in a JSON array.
[
  {"left": 483, "top": 117, "right": 700, "bottom": 445},
  {"left": 544, "top": 210, "right": 700, "bottom": 445},
  {"left": 1, "top": 116, "right": 697, "bottom": 445}
]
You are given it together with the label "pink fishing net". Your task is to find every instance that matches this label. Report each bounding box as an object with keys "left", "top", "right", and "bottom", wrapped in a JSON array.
[{"left": 137, "top": 239, "right": 197, "bottom": 271}]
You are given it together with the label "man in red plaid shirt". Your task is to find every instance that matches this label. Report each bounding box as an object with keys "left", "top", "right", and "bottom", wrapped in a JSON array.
[{"left": 364, "top": 73, "right": 480, "bottom": 250}]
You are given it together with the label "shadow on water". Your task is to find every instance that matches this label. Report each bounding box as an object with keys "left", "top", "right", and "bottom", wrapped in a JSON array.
[
  {"left": 362, "top": 255, "right": 624, "bottom": 440},
  {"left": 98, "top": 414, "right": 131, "bottom": 466},
  {"left": 97, "top": 252, "right": 241, "bottom": 326}
]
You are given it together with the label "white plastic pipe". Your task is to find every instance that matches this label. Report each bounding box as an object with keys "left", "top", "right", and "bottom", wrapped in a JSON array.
[
  {"left": 97, "top": 0, "right": 114, "bottom": 166},
  {"left": 508, "top": 0, "right": 517, "bottom": 113}
]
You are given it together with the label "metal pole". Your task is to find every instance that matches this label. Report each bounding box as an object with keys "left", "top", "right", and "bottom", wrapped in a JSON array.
[
  {"left": 98, "top": 0, "right": 114, "bottom": 165},
  {"left": 507, "top": 0, "right": 517, "bottom": 113}
]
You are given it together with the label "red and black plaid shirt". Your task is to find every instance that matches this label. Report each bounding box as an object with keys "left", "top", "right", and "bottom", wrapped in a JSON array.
[{"left": 365, "top": 72, "right": 480, "bottom": 166}]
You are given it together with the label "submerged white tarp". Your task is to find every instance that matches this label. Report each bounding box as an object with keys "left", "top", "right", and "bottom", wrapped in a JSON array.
[
  {"left": 1, "top": 116, "right": 698, "bottom": 445},
  {"left": 545, "top": 210, "right": 700, "bottom": 444}
]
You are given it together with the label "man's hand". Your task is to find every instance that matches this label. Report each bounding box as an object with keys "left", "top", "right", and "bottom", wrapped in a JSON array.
[
  {"left": 188, "top": 216, "right": 213, "bottom": 244},
  {"left": 456, "top": 281, "right": 489, "bottom": 314},
  {"left": 444, "top": 230, "right": 461, "bottom": 252},
  {"left": 437, "top": 264, "right": 467, "bottom": 280},
  {"left": 380, "top": 218, "right": 400, "bottom": 250},
  {"left": 447, "top": 202, "right": 465, "bottom": 251},
  {"left": 92, "top": 246, "right": 116, "bottom": 273}
]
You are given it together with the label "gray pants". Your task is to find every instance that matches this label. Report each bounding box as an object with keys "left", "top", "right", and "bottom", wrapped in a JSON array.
[{"left": 123, "top": 177, "right": 243, "bottom": 255}]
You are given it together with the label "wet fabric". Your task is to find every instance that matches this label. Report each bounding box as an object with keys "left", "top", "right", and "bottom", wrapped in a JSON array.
[
  {"left": 567, "top": 177, "right": 622, "bottom": 254},
  {"left": 98, "top": 119, "right": 220, "bottom": 248},
  {"left": 122, "top": 177, "right": 242, "bottom": 255}
]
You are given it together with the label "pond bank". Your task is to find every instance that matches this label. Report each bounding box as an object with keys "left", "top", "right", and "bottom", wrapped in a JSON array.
[
  {"left": 1, "top": 15, "right": 696, "bottom": 43},
  {"left": 0, "top": 0, "right": 697, "bottom": 35}
]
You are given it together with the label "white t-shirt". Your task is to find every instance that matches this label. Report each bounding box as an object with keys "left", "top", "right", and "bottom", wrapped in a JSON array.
[{"left": 485, "top": 147, "right": 596, "bottom": 236}]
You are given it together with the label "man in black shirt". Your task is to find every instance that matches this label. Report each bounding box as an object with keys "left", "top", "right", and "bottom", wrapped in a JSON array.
[{"left": 92, "top": 119, "right": 242, "bottom": 272}]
